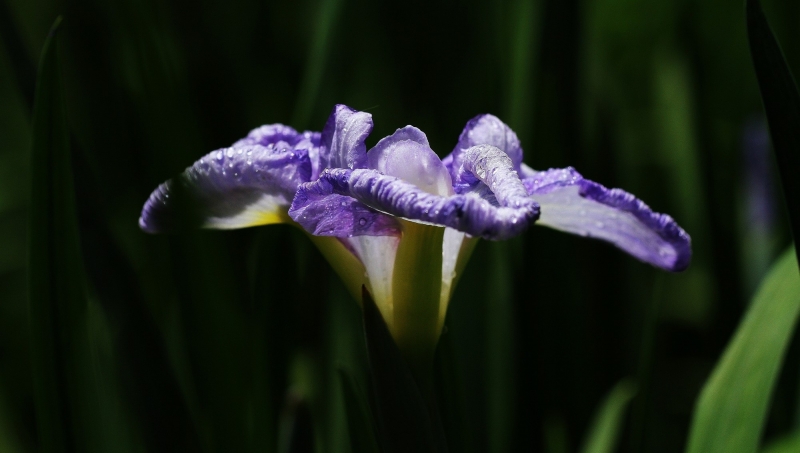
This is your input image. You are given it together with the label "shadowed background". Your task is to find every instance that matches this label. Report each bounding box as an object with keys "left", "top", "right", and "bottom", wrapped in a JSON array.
[{"left": 0, "top": 0, "right": 798, "bottom": 452}]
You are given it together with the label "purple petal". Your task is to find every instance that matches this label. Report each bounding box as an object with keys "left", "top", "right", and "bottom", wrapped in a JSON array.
[
  {"left": 459, "top": 145, "right": 530, "bottom": 206},
  {"left": 290, "top": 166, "right": 539, "bottom": 240},
  {"left": 234, "top": 125, "right": 323, "bottom": 179},
  {"left": 443, "top": 114, "right": 523, "bottom": 183},
  {"left": 140, "top": 144, "right": 311, "bottom": 233},
  {"left": 367, "top": 126, "right": 454, "bottom": 196},
  {"left": 288, "top": 183, "right": 401, "bottom": 236},
  {"left": 320, "top": 104, "right": 373, "bottom": 170},
  {"left": 523, "top": 167, "right": 692, "bottom": 271}
]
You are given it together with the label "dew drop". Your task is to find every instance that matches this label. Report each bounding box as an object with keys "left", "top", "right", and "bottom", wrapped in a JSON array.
[
  {"left": 216, "top": 151, "right": 223, "bottom": 160},
  {"left": 226, "top": 149, "right": 234, "bottom": 157},
  {"left": 237, "top": 149, "right": 243, "bottom": 155},
  {"left": 247, "top": 160, "right": 252, "bottom": 165},
  {"left": 358, "top": 218, "right": 367, "bottom": 226}
]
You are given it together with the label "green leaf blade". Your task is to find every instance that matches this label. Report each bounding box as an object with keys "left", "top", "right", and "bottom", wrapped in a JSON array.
[{"left": 686, "top": 247, "right": 800, "bottom": 453}]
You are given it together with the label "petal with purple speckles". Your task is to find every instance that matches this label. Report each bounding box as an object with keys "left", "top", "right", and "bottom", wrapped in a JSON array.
[
  {"left": 522, "top": 167, "right": 692, "bottom": 271},
  {"left": 139, "top": 144, "right": 311, "bottom": 233},
  {"left": 321, "top": 104, "right": 373, "bottom": 170}
]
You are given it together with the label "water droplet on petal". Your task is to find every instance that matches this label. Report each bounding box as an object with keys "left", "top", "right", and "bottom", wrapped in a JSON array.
[
  {"left": 226, "top": 149, "right": 234, "bottom": 157},
  {"left": 216, "top": 151, "right": 223, "bottom": 160},
  {"left": 358, "top": 218, "right": 367, "bottom": 226}
]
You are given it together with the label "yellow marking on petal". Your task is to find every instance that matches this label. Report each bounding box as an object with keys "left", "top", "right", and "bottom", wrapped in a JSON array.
[{"left": 244, "top": 209, "right": 292, "bottom": 227}]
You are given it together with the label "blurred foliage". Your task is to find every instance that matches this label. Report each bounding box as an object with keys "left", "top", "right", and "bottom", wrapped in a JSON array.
[{"left": 1, "top": 0, "right": 799, "bottom": 451}]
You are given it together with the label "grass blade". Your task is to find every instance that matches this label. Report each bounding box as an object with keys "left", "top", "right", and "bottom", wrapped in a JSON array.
[
  {"left": 746, "top": 0, "right": 800, "bottom": 263},
  {"left": 686, "top": 247, "right": 800, "bottom": 453},
  {"left": 579, "top": 379, "right": 637, "bottom": 453},
  {"left": 28, "top": 16, "right": 84, "bottom": 453}
]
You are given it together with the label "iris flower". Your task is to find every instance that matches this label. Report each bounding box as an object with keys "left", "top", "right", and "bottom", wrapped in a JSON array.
[{"left": 140, "top": 104, "right": 691, "bottom": 367}]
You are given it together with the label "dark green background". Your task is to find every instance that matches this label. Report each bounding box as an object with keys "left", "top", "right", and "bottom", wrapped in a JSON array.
[{"left": 0, "top": 0, "right": 797, "bottom": 451}]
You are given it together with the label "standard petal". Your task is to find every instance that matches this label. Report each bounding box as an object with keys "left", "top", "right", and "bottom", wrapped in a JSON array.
[
  {"left": 291, "top": 166, "right": 538, "bottom": 240},
  {"left": 443, "top": 114, "right": 523, "bottom": 182},
  {"left": 522, "top": 167, "right": 692, "bottom": 271},
  {"left": 320, "top": 104, "right": 373, "bottom": 170},
  {"left": 140, "top": 144, "right": 311, "bottom": 233},
  {"left": 367, "top": 126, "right": 454, "bottom": 197}
]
